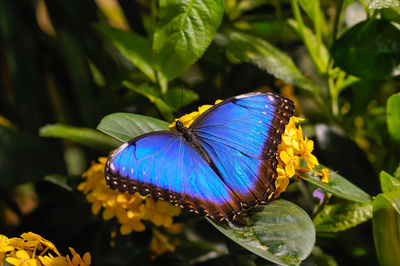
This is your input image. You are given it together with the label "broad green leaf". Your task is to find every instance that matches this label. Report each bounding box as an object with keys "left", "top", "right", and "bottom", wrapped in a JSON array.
[
  {"left": 301, "top": 164, "right": 372, "bottom": 203},
  {"left": 124, "top": 81, "right": 174, "bottom": 121},
  {"left": 209, "top": 200, "right": 315, "bottom": 265},
  {"left": 225, "top": 30, "right": 317, "bottom": 92},
  {"left": 380, "top": 171, "right": 400, "bottom": 193},
  {"left": 97, "top": 113, "right": 170, "bottom": 142},
  {"left": 0, "top": 125, "right": 62, "bottom": 187},
  {"left": 153, "top": 0, "right": 225, "bottom": 81},
  {"left": 373, "top": 191, "right": 400, "bottom": 266},
  {"left": 387, "top": 92, "right": 400, "bottom": 142},
  {"left": 332, "top": 19, "right": 400, "bottom": 79},
  {"left": 97, "top": 24, "right": 156, "bottom": 81},
  {"left": 313, "top": 201, "right": 372, "bottom": 233},
  {"left": 363, "top": 0, "right": 400, "bottom": 9},
  {"left": 164, "top": 87, "right": 199, "bottom": 110},
  {"left": 297, "top": 0, "right": 326, "bottom": 26},
  {"left": 297, "top": 0, "right": 328, "bottom": 37},
  {"left": 39, "top": 124, "right": 121, "bottom": 152},
  {"left": 287, "top": 19, "right": 329, "bottom": 72}
]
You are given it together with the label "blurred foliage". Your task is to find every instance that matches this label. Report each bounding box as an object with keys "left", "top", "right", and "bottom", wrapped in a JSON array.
[{"left": 1, "top": 0, "right": 400, "bottom": 265}]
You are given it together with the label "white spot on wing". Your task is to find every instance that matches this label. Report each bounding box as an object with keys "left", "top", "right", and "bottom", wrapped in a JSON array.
[
  {"left": 268, "top": 95, "right": 275, "bottom": 101},
  {"left": 110, "top": 163, "right": 115, "bottom": 171}
]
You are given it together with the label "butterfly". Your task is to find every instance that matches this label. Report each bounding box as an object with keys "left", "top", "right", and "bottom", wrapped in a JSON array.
[{"left": 105, "top": 92, "right": 294, "bottom": 222}]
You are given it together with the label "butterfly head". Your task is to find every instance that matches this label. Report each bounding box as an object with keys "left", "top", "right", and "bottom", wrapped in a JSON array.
[
  {"left": 175, "top": 120, "right": 195, "bottom": 142},
  {"left": 175, "top": 120, "right": 185, "bottom": 131}
]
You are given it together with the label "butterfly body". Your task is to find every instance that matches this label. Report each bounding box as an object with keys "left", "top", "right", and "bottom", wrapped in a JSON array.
[{"left": 105, "top": 92, "right": 294, "bottom": 221}]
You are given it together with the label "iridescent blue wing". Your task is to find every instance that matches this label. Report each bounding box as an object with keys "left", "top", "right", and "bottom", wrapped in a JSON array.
[
  {"left": 190, "top": 92, "right": 294, "bottom": 209},
  {"left": 105, "top": 132, "right": 241, "bottom": 221}
]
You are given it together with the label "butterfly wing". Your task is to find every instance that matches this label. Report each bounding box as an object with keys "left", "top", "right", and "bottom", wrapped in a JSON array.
[
  {"left": 190, "top": 92, "right": 294, "bottom": 208},
  {"left": 105, "top": 132, "right": 241, "bottom": 221}
]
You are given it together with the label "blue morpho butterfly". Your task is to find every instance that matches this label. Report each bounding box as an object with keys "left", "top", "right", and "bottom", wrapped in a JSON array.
[{"left": 105, "top": 92, "right": 294, "bottom": 222}]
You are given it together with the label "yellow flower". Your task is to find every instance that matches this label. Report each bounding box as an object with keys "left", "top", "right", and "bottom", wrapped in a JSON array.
[
  {"left": 282, "top": 127, "right": 300, "bottom": 150},
  {"left": 276, "top": 115, "right": 327, "bottom": 196},
  {"left": 321, "top": 168, "right": 330, "bottom": 184},
  {"left": 150, "top": 229, "right": 176, "bottom": 256},
  {"left": 38, "top": 254, "right": 67, "bottom": 266},
  {"left": 66, "top": 248, "right": 91, "bottom": 266},
  {"left": 275, "top": 166, "right": 289, "bottom": 198},
  {"left": 0, "top": 235, "right": 14, "bottom": 253},
  {"left": 300, "top": 137, "right": 319, "bottom": 169},
  {"left": 1, "top": 252, "right": 5, "bottom": 266},
  {"left": 5, "top": 250, "right": 39, "bottom": 266},
  {"left": 20, "top": 232, "right": 60, "bottom": 256},
  {"left": 280, "top": 147, "right": 300, "bottom": 178},
  {"left": 2, "top": 233, "right": 90, "bottom": 266},
  {"left": 116, "top": 207, "right": 146, "bottom": 235},
  {"left": 141, "top": 198, "right": 181, "bottom": 228}
]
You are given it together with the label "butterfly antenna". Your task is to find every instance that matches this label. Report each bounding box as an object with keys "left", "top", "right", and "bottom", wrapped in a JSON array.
[
  {"left": 158, "top": 94, "right": 178, "bottom": 117},
  {"left": 180, "top": 86, "right": 184, "bottom": 111}
]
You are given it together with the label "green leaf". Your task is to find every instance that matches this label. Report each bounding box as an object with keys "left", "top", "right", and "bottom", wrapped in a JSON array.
[
  {"left": 381, "top": 6, "right": 400, "bottom": 24},
  {"left": 164, "top": 87, "right": 199, "bottom": 110},
  {"left": 394, "top": 162, "right": 400, "bottom": 179},
  {"left": 0, "top": 125, "right": 62, "bottom": 187},
  {"left": 297, "top": 0, "right": 327, "bottom": 29},
  {"left": 123, "top": 81, "right": 174, "bottom": 121},
  {"left": 153, "top": 0, "right": 225, "bottom": 81},
  {"left": 287, "top": 19, "right": 329, "bottom": 72},
  {"left": 44, "top": 174, "right": 73, "bottom": 192},
  {"left": 380, "top": 171, "right": 400, "bottom": 193},
  {"left": 225, "top": 30, "right": 317, "bottom": 92},
  {"left": 313, "top": 201, "right": 372, "bottom": 233},
  {"left": 97, "top": 113, "right": 170, "bottom": 142},
  {"left": 387, "top": 92, "right": 400, "bottom": 143},
  {"left": 332, "top": 19, "right": 400, "bottom": 79},
  {"left": 39, "top": 124, "right": 121, "bottom": 152},
  {"left": 373, "top": 191, "right": 400, "bottom": 266},
  {"left": 312, "top": 246, "right": 338, "bottom": 266},
  {"left": 301, "top": 164, "right": 372, "bottom": 203},
  {"left": 209, "top": 200, "right": 315, "bottom": 265},
  {"left": 363, "top": 0, "right": 400, "bottom": 9},
  {"left": 97, "top": 24, "right": 156, "bottom": 81}
]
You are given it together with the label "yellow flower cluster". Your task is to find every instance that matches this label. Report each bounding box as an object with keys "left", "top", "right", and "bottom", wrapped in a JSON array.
[
  {"left": 78, "top": 158, "right": 181, "bottom": 235},
  {"left": 0, "top": 232, "right": 90, "bottom": 266},
  {"left": 150, "top": 228, "right": 177, "bottom": 257},
  {"left": 275, "top": 116, "right": 329, "bottom": 197}
]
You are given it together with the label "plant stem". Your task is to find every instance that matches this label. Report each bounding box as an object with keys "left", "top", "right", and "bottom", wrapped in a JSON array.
[
  {"left": 329, "top": 0, "right": 346, "bottom": 118},
  {"left": 331, "top": 0, "right": 344, "bottom": 45},
  {"left": 298, "top": 179, "right": 314, "bottom": 211},
  {"left": 329, "top": 75, "right": 339, "bottom": 117},
  {"left": 290, "top": 0, "right": 324, "bottom": 74},
  {"left": 149, "top": 0, "right": 168, "bottom": 94}
]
